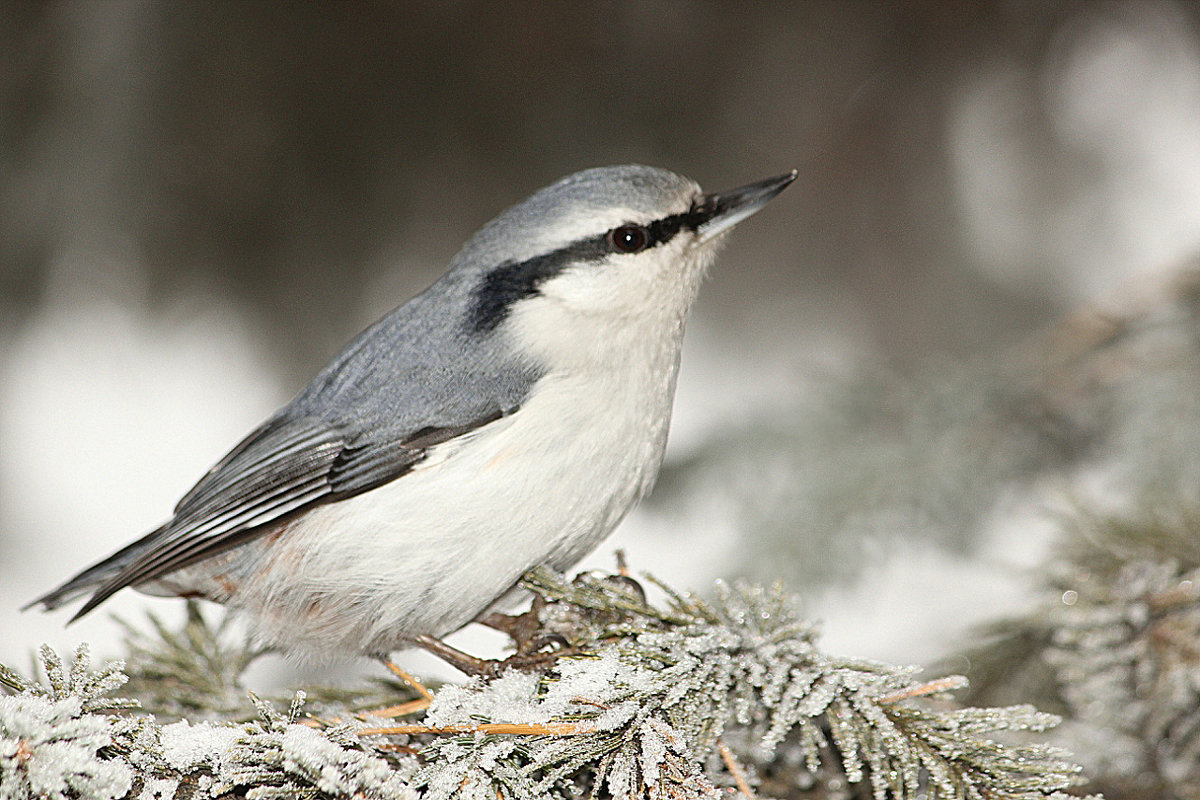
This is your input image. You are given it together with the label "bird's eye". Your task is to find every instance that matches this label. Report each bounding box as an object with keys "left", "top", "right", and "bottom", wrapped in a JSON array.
[{"left": 608, "top": 225, "right": 649, "bottom": 253}]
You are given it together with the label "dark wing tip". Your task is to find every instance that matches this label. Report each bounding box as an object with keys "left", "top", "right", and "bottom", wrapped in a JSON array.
[
  {"left": 21, "top": 582, "right": 97, "bottom": 623},
  {"left": 19, "top": 595, "right": 48, "bottom": 613},
  {"left": 24, "top": 570, "right": 137, "bottom": 624},
  {"left": 22, "top": 521, "right": 174, "bottom": 618},
  {"left": 67, "top": 586, "right": 118, "bottom": 623}
]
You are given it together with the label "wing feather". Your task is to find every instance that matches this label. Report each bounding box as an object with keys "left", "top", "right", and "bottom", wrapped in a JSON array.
[
  {"left": 36, "top": 407, "right": 512, "bottom": 621},
  {"left": 173, "top": 417, "right": 338, "bottom": 514},
  {"left": 67, "top": 417, "right": 346, "bottom": 618}
]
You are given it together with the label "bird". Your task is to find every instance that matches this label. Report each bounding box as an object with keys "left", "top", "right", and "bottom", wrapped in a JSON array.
[{"left": 27, "top": 164, "right": 795, "bottom": 670}]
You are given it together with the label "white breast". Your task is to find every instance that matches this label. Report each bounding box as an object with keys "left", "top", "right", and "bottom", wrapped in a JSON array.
[{"left": 219, "top": 318, "right": 686, "bottom": 658}]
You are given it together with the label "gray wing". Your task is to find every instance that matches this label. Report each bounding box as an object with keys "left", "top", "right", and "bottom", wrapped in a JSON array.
[{"left": 32, "top": 406, "right": 507, "bottom": 621}]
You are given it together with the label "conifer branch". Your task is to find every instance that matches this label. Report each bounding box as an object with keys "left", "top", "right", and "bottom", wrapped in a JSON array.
[
  {"left": 1, "top": 567, "right": 1090, "bottom": 800},
  {"left": 955, "top": 502, "right": 1200, "bottom": 798}
]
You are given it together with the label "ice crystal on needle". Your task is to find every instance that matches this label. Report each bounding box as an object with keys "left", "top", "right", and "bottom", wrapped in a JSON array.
[
  {"left": 406, "top": 570, "right": 1086, "bottom": 800},
  {"left": 0, "top": 645, "right": 139, "bottom": 800},
  {"left": 0, "top": 693, "right": 132, "bottom": 800}
]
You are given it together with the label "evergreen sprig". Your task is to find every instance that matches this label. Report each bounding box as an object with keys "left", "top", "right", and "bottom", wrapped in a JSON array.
[
  {"left": 517, "top": 570, "right": 1084, "bottom": 800},
  {"left": 115, "top": 600, "right": 264, "bottom": 720},
  {"left": 957, "top": 503, "right": 1200, "bottom": 798},
  {"left": 1046, "top": 508, "right": 1200, "bottom": 797},
  {"left": 0, "top": 645, "right": 143, "bottom": 800}
]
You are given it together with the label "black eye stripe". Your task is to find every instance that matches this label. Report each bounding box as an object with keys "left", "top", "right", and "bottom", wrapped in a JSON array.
[
  {"left": 648, "top": 215, "right": 685, "bottom": 244},
  {"left": 606, "top": 208, "right": 697, "bottom": 254},
  {"left": 469, "top": 237, "right": 609, "bottom": 332},
  {"left": 641, "top": 203, "right": 712, "bottom": 246},
  {"left": 469, "top": 203, "right": 708, "bottom": 333}
]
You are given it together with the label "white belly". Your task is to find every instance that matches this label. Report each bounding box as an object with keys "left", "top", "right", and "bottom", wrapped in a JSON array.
[{"left": 198, "top": 367, "right": 674, "bottom": 658}]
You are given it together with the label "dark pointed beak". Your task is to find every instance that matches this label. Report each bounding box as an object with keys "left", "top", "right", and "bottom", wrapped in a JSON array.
[{"left": 694, "top": 170, "right": 797, "bottom": 242}]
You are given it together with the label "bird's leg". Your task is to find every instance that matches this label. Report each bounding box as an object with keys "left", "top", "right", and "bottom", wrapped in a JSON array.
[
  {"left": 413, "top": 593, "right": 579, "bottom": 679},
  {"left": 416, "top": 630, "right": 578, "bottom": 679},
  {"left": 359, "top": 657, "right": 435, "bottom": 719},
  {"left": 476, "top": 610, "right": 525, "bottom": 636},
  {"left": 414, "top": 634, "right": 505, "bottom": 678}
]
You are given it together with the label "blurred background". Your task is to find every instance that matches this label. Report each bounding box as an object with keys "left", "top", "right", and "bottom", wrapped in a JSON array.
[{"left": 4, "top": 0, "right": 1200, "bottom": 692}]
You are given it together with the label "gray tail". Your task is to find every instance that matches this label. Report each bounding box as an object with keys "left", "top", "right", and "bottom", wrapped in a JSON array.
[{"left": 22, "top": 524, "right": 168, "bottom": 619}]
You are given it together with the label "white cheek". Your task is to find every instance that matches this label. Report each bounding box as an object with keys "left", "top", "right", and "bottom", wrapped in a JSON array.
[
  {"left": 538, "top": 260, "right": 628, "bottom": 311},
  {"left": 503, "top": 242, "right": 714, "bottom": 391},
  {"left": 537, "top": 241, "right": 710, "bottom": 316}
]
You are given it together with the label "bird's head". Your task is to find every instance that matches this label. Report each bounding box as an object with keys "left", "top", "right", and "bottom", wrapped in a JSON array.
[{"left": 456, "top": 165, "right": 795, "bottom": 343}]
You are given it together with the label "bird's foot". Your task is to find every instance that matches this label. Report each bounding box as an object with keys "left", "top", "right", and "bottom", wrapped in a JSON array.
[
  {"left": 494, "top": 642, "right": 580, "bottom": 673},
  {"left": 414, "top": 632, "right": 575, "bottom": 679},
  {"left": 476, "top": 594, "right": 557, "bottom": 657}
]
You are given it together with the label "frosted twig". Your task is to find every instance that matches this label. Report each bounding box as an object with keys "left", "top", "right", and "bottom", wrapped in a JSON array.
[
  {"left": 357, "top": 721, "right": 595, "bottom": 737},
  {"left": 718, "top": 741, "right": 755, "bottom": 798},
  {"left": 874, "top": 676, "right": 965, "bottom": 704},
  {"left": 363, "top": 659, "right": 435, "bottom": 718}
]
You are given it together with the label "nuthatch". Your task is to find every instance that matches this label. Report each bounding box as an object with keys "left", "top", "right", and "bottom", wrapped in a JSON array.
[{"left": 29, "top": 165, "right": 795, "bottom": 668}]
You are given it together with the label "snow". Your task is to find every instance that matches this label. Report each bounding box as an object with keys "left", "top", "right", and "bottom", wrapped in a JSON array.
[
  {"left": 0, "top": 694, "right": 132, "bottom": 800},
  {"left": 422, "top": 670, "right": 545, "bottom": 727},
  {"left": 157, "top": 720, "right": 241, "bottom": 772},
  {"left": 277, "top": 724, "right": 419, "bottom": 799}
]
